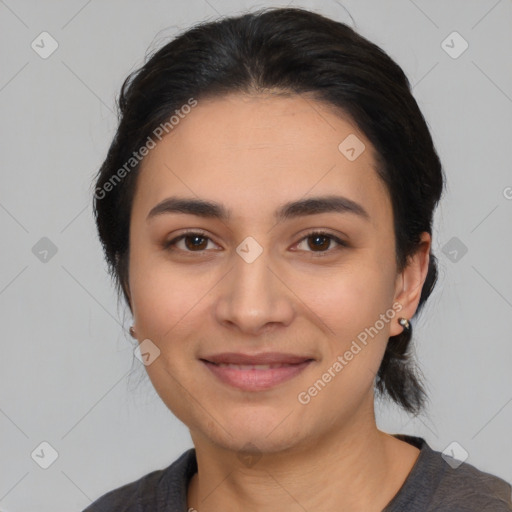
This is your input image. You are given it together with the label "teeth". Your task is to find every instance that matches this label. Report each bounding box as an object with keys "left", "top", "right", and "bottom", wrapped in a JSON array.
[{"left": 215, "top": 363, "right": 290, "bottom": 370}]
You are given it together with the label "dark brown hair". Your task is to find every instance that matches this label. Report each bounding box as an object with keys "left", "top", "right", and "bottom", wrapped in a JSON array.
[{"left": 92, "top": 7, "right": 445, "bottom": 414}]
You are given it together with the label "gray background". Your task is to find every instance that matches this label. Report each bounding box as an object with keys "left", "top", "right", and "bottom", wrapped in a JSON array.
[{"left": 1, "top": 0, "right": 511, "bottom": 510}]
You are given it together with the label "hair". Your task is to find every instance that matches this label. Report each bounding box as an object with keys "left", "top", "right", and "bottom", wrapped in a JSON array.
[{"left": 92, "top": 7, "right": 444, "bottom": 415}]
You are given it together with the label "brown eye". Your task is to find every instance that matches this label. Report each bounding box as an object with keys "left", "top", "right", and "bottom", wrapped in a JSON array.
[
  {"left": 183, "top": 234, "right": 208, "bottom": 251},
  {"left": 307, "top": 233, "right": 331, "bottom": 251},
  {"left": 295, "top": 231, "right": 347, "bottom": 255},
  {"left": 163, "top": 231, "right": 215, "bottom": 252}
]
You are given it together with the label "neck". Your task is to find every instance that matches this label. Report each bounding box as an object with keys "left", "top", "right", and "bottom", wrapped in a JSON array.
[{"left": 187, "top": 398, "right": 419, "bottom": 512}]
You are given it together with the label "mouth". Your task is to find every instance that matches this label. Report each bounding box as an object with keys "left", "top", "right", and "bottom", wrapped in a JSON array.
[{"left": 200, "top": 352, "right": 315, "bottom": 391}]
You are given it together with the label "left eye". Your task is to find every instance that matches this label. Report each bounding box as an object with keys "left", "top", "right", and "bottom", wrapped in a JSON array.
[{"left": 294, "top": 231, "right": 346, "bottom": 254}]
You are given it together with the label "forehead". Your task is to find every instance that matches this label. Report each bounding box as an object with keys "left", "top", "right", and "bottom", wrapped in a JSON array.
[{"left": 133, "top": 93, "right": 391, "bottom": 226}]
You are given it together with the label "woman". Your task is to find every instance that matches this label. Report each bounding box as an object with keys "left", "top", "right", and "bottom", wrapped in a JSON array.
[{"left": 86, "top": 7, "right": 512, "bottom": 511}]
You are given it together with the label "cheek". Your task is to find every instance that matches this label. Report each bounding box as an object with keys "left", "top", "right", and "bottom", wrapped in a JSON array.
[
  {"left": 294, "top": 257, "right": 395, "bottom": 337},
  {"left": 128, "top": 252, "right": 208, "bottom": 424},
  {"left": 290, "top": 254, "right": 396, "bottom": 393},
  {"left": 294, "top": 273, "right": 394, "bottom": 419},
  {"left": 129, "top": 247, "right": 208, "bottom": 339}
]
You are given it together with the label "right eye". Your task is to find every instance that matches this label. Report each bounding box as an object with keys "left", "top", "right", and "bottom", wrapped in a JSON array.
[{"left": 163, "top": 230, "right": 219, "bottom": 253}]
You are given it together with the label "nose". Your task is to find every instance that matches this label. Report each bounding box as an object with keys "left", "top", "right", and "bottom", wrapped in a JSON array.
[{"left": 214, "top": 243, "right": 295, "bottom": 335}]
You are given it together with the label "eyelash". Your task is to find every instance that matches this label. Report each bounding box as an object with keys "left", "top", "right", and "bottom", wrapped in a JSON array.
[{"left": 163, "top": 229, "right": 347, "bottom": 257}]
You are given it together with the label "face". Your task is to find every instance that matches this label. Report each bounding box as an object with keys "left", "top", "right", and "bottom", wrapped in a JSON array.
[{"left": 127, "top": 92, "right": 427, "bottom": 455}]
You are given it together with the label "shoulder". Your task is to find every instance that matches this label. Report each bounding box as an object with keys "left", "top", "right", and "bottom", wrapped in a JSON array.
[
  {"left": 82, "top": 448, "right": 197, "bottom": 512},
  {"left": 430, "top": 454, "right": 512, "bottom": 511},
  {"left": 386, "top": 435, "right": 512, "bottom": 512}
]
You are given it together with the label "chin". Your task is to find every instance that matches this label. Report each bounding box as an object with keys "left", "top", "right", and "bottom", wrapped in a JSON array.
[
  {"left": 193, "top": 405, "right": 309, "bottom": 455},
  {"left": 214, "top": 429, "right": 302, "bottom": 456}
]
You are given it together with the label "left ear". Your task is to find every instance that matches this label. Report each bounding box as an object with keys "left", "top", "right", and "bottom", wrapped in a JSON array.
[{"left": 389, "top": 232, "right": 431, "bottom": 337}]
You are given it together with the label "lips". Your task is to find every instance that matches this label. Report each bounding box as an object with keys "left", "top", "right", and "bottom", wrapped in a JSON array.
[
  {"left": 202, "top": 352, "right": 313, "bottom": 365},
  {"left": 200, "top": 352, "right": 314, "bottom": 391}
]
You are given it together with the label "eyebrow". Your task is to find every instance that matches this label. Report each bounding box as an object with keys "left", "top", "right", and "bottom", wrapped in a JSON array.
[{"left": 146, "top": 195, "right": 370, "bottom": 223}]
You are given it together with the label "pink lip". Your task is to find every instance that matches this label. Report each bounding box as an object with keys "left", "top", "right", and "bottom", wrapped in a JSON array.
[
  {"left": 200, "top": 352, "right": 314, "bottom": 391},
  {"left": 202, "top": 352, "right": 312, "bottom": 365}
]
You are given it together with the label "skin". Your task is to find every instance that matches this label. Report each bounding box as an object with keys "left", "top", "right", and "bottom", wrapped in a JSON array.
[{"left": 126, "top": 92, "right": 431, "bottom": 512}]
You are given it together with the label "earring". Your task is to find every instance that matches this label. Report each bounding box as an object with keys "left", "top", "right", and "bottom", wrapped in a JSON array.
[
  {"left": 398, "top": 317, "right": 410, "bottom": 330},
  {"left": 129, "top": 326, "right": 136, "bottom": 338}
]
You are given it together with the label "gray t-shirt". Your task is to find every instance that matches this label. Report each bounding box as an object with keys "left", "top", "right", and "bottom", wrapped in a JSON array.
[{"left": 83, "top": 434, "right": 512, "bottom": 511}]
